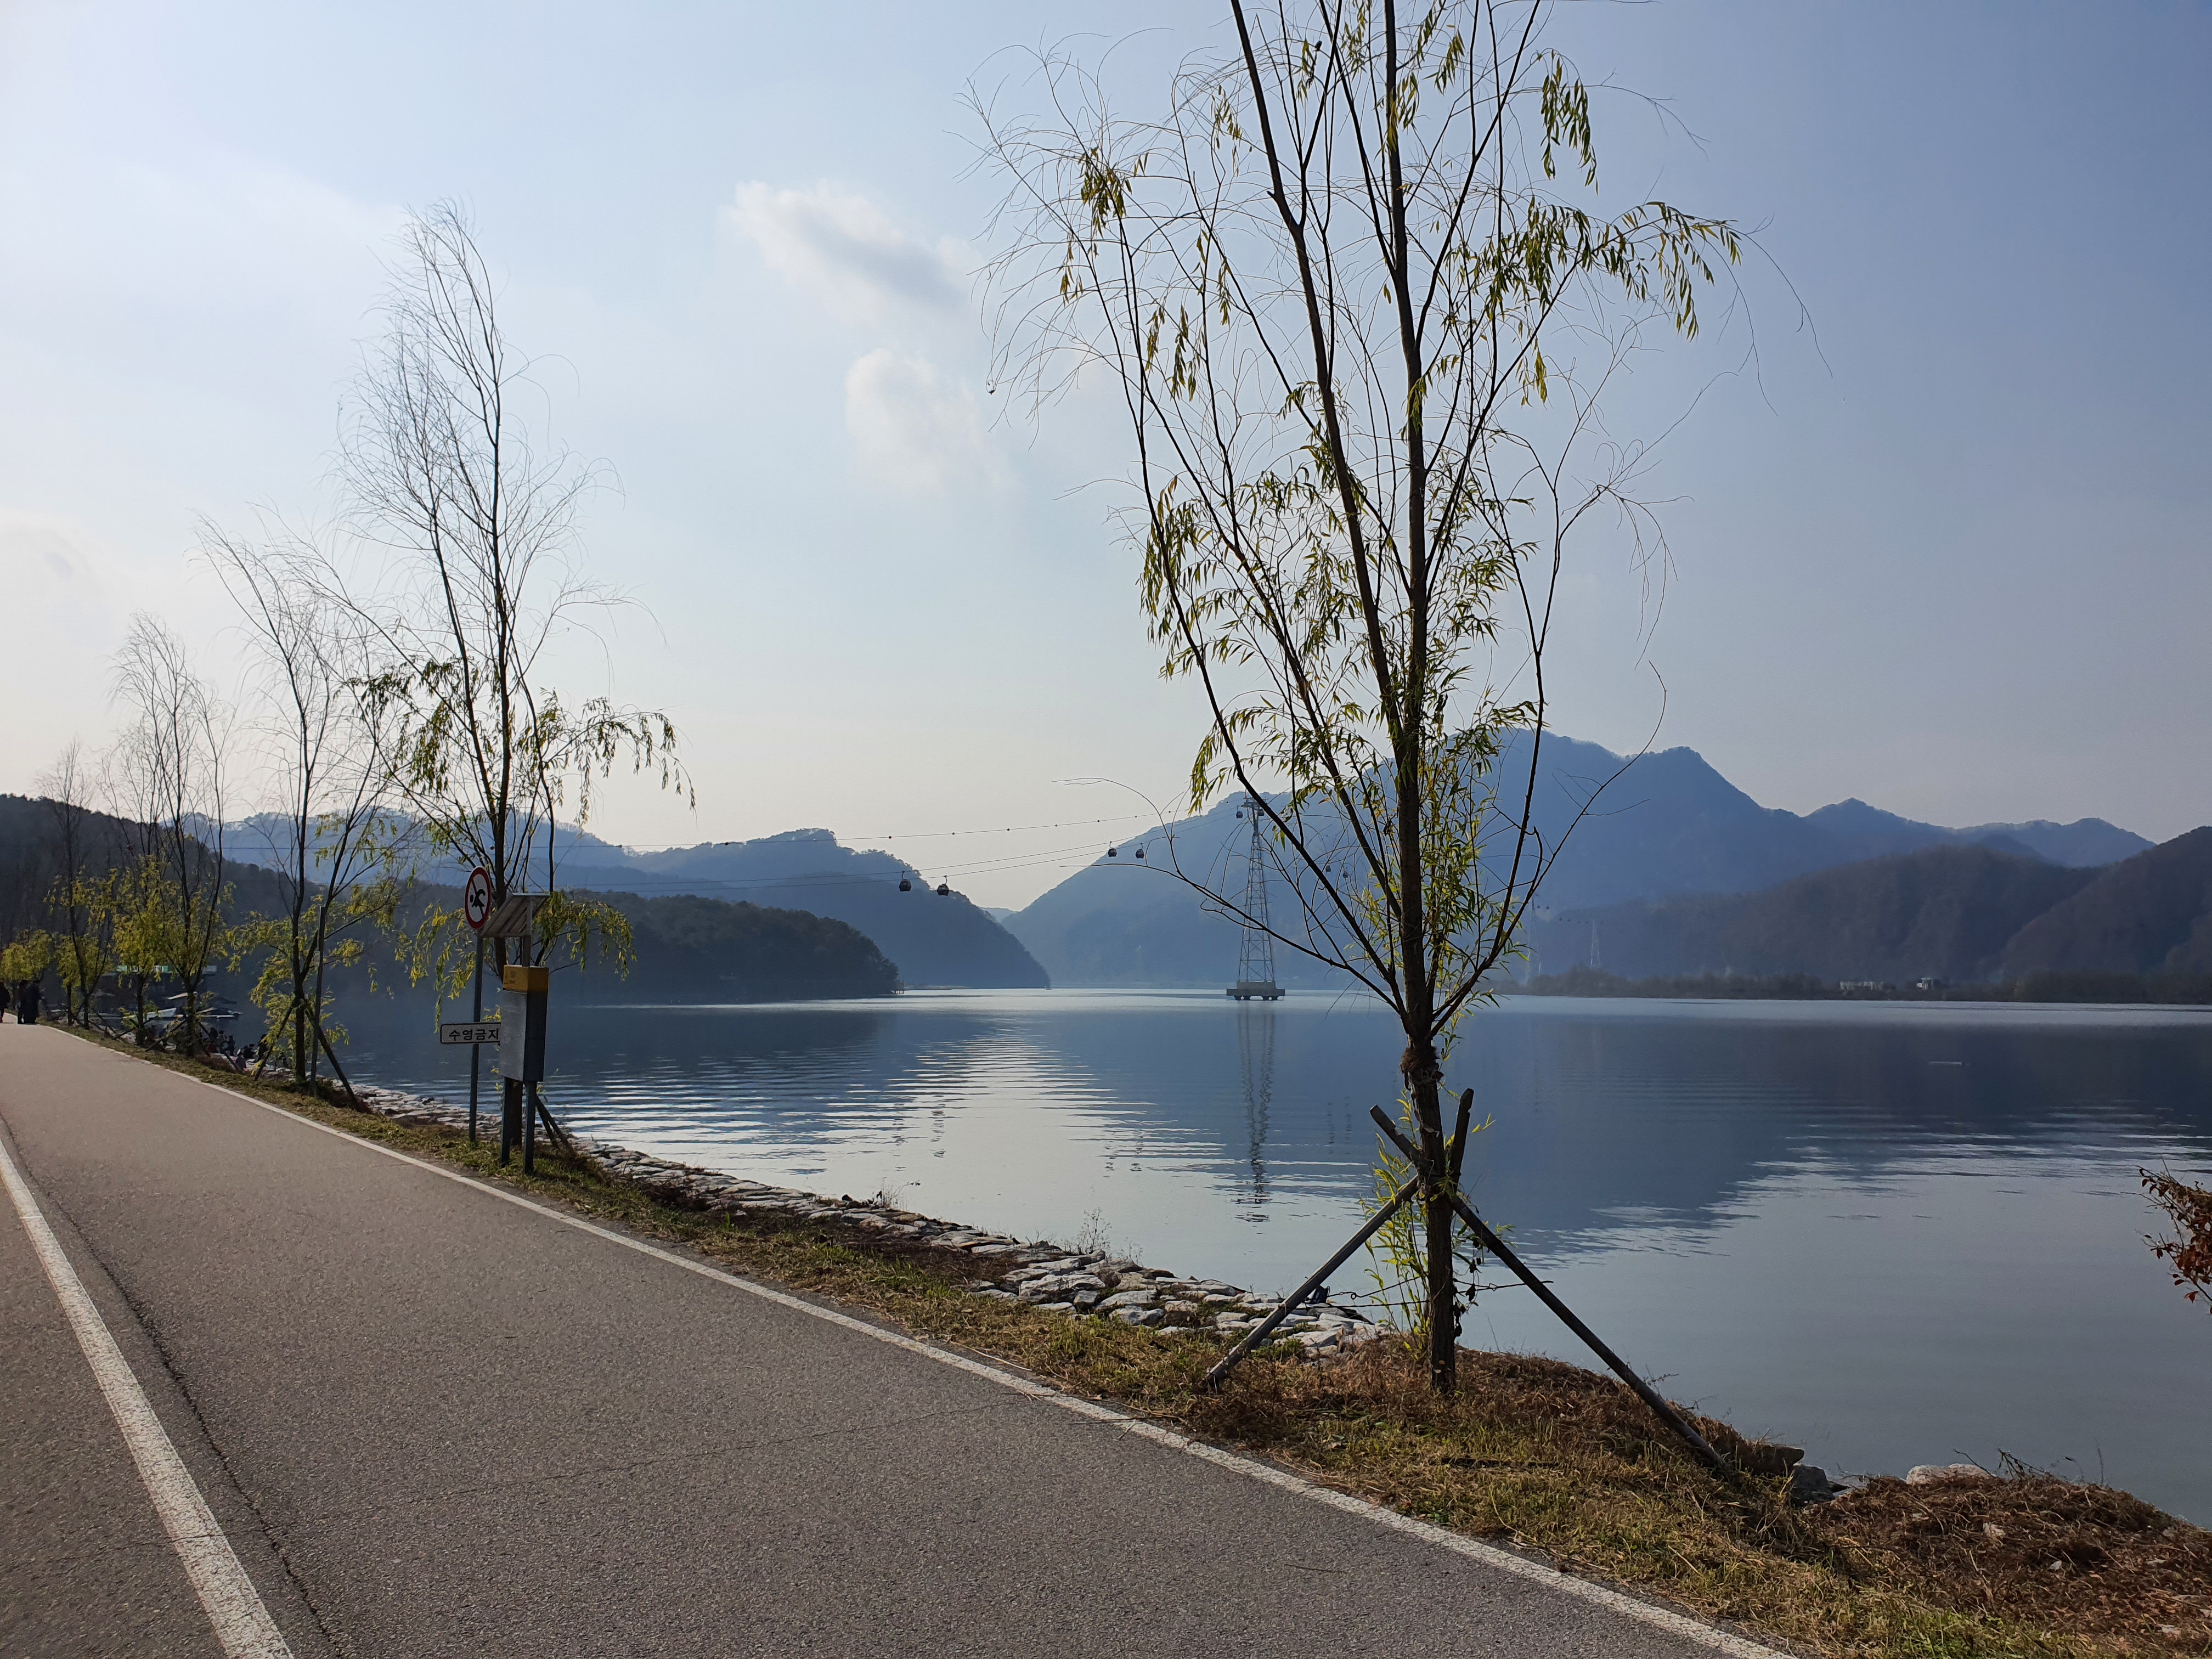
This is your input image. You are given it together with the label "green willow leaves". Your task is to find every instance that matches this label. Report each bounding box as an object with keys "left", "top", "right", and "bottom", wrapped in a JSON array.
[{"left": 983, "top": 0, "right": 1739, "bottom": 1388}]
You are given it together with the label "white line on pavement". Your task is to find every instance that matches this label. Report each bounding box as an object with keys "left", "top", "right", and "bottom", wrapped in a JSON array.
[
  {"left": 0, "top": 1130, "right": 295, "bottom": 1659},
  {"left": 184, "top": 1067, "right": 1788, "bottom": 1659}
]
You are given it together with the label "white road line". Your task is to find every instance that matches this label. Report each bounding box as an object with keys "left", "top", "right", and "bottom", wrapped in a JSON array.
[
  {"left": 188, "top": 1065, "right": 1785, "bottom": 1659},
  {"left": 0, "top": 1131, "right": 294, "bottom": 1659}
]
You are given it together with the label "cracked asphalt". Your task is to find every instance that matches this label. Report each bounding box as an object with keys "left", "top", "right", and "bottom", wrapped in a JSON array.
[{"left": 1, "top": 1024, "right": 1754, "bottom": 1657}]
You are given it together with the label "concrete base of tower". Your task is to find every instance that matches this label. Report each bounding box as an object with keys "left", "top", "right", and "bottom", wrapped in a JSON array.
[{"left": 1226, "top": 982, "right": 1284, "bottom": 1001}]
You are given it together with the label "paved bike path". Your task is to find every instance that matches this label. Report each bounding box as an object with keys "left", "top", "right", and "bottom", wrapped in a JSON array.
[{"left": 1, "top": 1025, "right": 1766, "bottom": 1657}]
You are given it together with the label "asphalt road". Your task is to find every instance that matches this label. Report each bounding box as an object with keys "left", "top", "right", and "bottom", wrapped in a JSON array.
[{"left": 1, "top": 1024, "right": 1771, "bottom": 1658}]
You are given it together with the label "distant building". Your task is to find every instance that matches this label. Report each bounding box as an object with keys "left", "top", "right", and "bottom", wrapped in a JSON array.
[{"left": 1913, "top": 976, "right": 1946, "bottom": 991}]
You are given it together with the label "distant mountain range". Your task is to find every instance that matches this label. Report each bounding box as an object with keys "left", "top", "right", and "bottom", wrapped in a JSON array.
[
  {"left": 1527, "top": 829, "right": 2212, "bottom": 987},
  {"left": 174, "top": 731, "right": 2179, "bottom": 995},
  {"left": 1000, "top": 733, "right": 2159, "bottom": 988},
  {"left": 549, "top": 828, "right": 1049, "bottom": 990},
  {"left": 2, "top": 798, "right": 908, "bottom": 1007},
  {"left": 1476, "top": 733, "right": 2145, "bottom": 912},
  {"left": 205, "top": 814, "right": 1052, "bottom": 990}
]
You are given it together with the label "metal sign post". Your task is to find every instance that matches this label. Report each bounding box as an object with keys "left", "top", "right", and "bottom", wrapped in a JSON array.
[
  {"left": 462, "top": 868, "right": 492, "bottom": 1145},
  {"left": 478, "top": 894, "right": 547, "bottom": 1168},
  {"left": 498, "top": 964, "right": 549, "bottom": 1171}
]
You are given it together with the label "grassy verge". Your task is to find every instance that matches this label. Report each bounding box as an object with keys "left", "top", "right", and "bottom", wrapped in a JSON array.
[{"left": 72, "top": 1029, "right": 2210, "bottom": 1658}]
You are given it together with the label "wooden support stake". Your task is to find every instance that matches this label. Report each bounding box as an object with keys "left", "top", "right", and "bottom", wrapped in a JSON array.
[
  {"left": 534, "top": 1092, "right": 574, "bottom": 1156},
  {"left": 1202, "top": 1174, "right": 1420, "bottom": 1391},
  {"left": 1368, "top": 1107, "right": 1730, "bottom": 1476}
]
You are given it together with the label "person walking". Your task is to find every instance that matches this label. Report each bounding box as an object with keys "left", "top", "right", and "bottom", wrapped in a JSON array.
[
  {"left": 18, "top": 978, "right": 41, "bottom": 1025},
  {"left": 0, "top": 980, "right": 12, "bottom": 1023}
]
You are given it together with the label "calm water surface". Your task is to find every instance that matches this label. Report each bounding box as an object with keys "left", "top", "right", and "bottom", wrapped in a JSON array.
[{"left": 354, "top": 991, "right": 2212, "bottom": 1519}]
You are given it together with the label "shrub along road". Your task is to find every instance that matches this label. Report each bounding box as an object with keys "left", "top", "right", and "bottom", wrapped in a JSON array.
[{"left": 0, "top": 1024, "right": 1770, "bottom": 1658}]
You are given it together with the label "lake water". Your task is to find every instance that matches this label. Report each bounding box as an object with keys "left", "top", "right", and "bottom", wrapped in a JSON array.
[{"left": 351, "top": 991, "right": 2212, "bottom": 1521}]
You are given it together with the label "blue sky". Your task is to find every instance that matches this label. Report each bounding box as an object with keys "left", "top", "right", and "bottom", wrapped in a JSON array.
[{"left": 2, "top": 0, "right": 2206, "bottom": 907}]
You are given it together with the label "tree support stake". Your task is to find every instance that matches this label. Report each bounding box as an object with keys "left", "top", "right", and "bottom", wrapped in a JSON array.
[
  {"left": 1201, "top": 1172, "right": 1420, "bottom": 1391},
  {"left": 1366, "top": 1106, "right": 1729, "bottom": 1476}
]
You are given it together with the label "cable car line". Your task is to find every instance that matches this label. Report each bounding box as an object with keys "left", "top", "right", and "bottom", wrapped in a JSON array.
[
  {"left": 869, "top": 811, "right": 1154, "bottom": 842},
  {"left": 549, "top": 811, "right": 1159, "bottom": 854}
]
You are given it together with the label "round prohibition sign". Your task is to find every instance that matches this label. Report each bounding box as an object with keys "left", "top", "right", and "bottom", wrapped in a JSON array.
[{"left": 464, "top": 867, "right": 493, "bottom": 933}]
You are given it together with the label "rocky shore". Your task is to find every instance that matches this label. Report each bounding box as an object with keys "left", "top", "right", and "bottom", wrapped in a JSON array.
[{"left": 352, "top": 1085, "right": 1390, "bottom": 1357}]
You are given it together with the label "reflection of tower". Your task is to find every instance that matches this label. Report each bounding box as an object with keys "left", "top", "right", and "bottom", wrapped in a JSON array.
[
  {"left": 1227, "top": 798, "right": 1284, "bottom": 1001},
  {"left": 1236, "top": 1003, "right": 1276, "bottom": 1209}
]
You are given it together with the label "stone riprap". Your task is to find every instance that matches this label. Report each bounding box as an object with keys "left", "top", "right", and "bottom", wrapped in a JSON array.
[{"left": 349, "top": 1085, "right": 1389, "bottom": 1358}]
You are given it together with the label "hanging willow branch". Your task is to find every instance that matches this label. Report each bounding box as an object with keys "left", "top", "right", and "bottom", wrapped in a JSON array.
[{"left": 980, "top": 0, "right": 1741, "bottom": 1391}]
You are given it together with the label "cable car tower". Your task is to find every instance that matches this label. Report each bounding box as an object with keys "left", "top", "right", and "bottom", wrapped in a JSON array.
[{"left": 1226, "top": 797, "right": 1284, "bottom": 1001}]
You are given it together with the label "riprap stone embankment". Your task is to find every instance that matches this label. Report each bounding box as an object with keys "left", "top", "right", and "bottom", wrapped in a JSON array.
[{"left": 352, "top": 1085, "right": 1387, "bottom": 1356}]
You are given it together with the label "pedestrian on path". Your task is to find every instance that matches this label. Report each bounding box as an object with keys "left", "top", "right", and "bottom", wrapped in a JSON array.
[
  {"left": 0, "top": 980, "right": 12, "bottom": 1023},
  {"left": 16, "top": 978, "right": 41, "bottom": 1025}
]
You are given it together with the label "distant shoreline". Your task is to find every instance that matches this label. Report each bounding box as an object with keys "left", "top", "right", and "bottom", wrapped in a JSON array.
[{"left": 1514, "top": 966, "right": 2212, "bottom": 1008}]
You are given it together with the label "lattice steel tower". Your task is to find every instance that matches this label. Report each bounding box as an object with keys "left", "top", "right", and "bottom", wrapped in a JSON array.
[{"left": 1227, "top": 798, "right": 1284, "bottom": 1001}]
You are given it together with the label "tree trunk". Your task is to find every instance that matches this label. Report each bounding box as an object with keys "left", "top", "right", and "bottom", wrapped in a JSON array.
[
  {"left": 1405, "top": 1039, "right": 1455, "bottom": 1392},
  {"left": 315, "top": 1019, "right": 362, "bottom": 1109}
]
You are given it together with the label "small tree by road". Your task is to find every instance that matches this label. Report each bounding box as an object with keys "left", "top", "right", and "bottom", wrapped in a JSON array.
[
  {"left": 1, "top": 930, "right": 55, "bottom": 1016},
  {"left": 36, "top": 742, "right": 112, "bottom": 1026},
  {"left": 203, "top": 530, "right": 398, "bottom": 1091},
  {"left": 984, "top": 0, "right": 1739, "bottom": 1391},
  {"left": 313, "top": 204, "right": 686, "bottom": 1074},
  {"left": 95, "top": 854, "right": 184, "bottom": 1042},
  {"left": 106, "top": 617, "right": 235, "bottom": 1056}
]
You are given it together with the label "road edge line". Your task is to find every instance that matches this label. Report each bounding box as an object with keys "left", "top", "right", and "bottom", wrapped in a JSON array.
[
  {"left": 0, "top": 1127, "right": 295, "bottom": 1659},
  {"left": 182, "top": 1066, "right": 1784, "bottom": 1659}
]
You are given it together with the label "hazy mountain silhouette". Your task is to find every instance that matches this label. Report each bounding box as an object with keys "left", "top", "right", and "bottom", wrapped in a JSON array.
[
  {"left": 1802, "top": 798, "right": 2148, "bottom": 867},
  {"left": 1003, "top": 734, "right": 2149, "bottom": 988},
  {"left": 1004, "top": 797, "right": 1318, "bottom": 989},
  {"left": 185, "top": 815, "right": 1048, "bottom": 990},
  {"left": 555, "top": 828, "right": 1049, "bottom": 989}
]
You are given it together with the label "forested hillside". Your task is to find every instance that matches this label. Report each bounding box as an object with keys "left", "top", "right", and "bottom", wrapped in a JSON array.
[
  {"left": 1998, "top": 828, "right": 2212, "bottom": 978},
  {"left": 588, "top": 892, "right": 898, "bottom": 1000},
  {"left": 0, "top": 794, "right": 294, "bottom": 953},
  {"left": 0, "top": 798, "right": 905, "bottom": 1026},
  {"left": 1523, "top": 845, "right": 2103, "bottom": 985}
]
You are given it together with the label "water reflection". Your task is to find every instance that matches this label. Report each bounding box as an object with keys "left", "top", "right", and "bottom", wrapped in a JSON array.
[
  {"left": 1237, "top": 1005, "right": 1274, "bottom": 1216},
  {"left": 347, "top": 991, "right": 2212, "bottom": 1519}
]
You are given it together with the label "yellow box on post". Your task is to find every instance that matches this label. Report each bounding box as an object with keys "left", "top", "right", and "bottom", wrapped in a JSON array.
[{"left": 498, "top": 964, "right": 549, "bottom": 1082}]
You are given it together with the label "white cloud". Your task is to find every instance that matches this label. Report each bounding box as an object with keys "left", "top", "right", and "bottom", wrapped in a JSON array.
[
  {"left": 842, "top": 349, "right": 1005, "bottom": 497},
  {"left": 725, "top": 182, "right": 966, "bottom": 321},
  {"left": 0, "top": 509, "right": 117, "bottom": 599}
]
